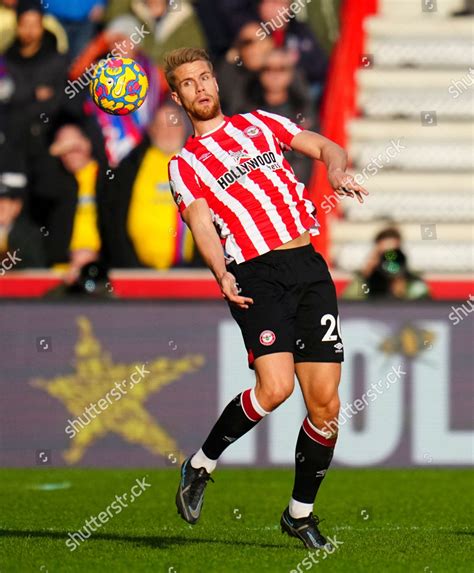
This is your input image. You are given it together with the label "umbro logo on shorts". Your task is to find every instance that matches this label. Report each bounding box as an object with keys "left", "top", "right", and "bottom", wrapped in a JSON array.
[
  {"left": 334, "top": 342, "right": 344, "bottom": 353},
  {"left": 259, "top": 330, "right": 276, "bottom": 346}
]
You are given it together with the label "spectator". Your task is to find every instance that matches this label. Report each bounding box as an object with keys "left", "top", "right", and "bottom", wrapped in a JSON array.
[
  {"left": 0, "top": 170, "right": 46, "bottom": 268},
  {"left": 44, "top": 260, "right": 113, "bottom": 297},
  {"left": 106, "top": 0, "right": 205, "bottom": 64},
  {"left": 44, "top": 0, "right": 106, "bottom": 60},
  {"left": 257, "top": 0, "right": 328, "bottom": 101},
  {"left": 48, "top": 124, "right": 102, "bottom": 281},
  {"left": 3, "top": 0, "right": 68, "bottom": 173},
  {"left": 0, "top": 0, "right": 18, "bottom": 54},
  {"left": 0, "top": 0, "right": 68, "bottom": 55},
  {"left": 216, "top": 21, "right": 274, "bottom": 116},
  {"left": 246, "top": 48, "right": 314, "bottom": 185},
  {"left": 193, "top": 0, "right": 256, "bottom": 61},
  {"left": 343, "top": 227, "right": 430, "bottom": 300},
  {"left": 99, "top": 103, "right": 196, "bottom": 269},
  {"left": 69, "top": 14, "right": 168, "bottom": 166}
]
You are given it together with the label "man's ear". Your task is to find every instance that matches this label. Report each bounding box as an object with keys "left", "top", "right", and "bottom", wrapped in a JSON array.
[{"left": 171, "top": 91, "right": 183, "bottom": 107}]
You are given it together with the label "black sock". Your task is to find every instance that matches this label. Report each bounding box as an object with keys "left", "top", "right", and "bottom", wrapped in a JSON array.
[
  {"left": 292, "top": 416, "right": 337, "bottom": 504},
  {"left": 201, "top": 388, "right": 267, "bottom": 460}
]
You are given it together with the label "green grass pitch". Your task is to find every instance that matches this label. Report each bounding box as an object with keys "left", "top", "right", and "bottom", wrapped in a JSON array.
[{"left": 0, "top": 468, "right": 473, "bottom": 572}]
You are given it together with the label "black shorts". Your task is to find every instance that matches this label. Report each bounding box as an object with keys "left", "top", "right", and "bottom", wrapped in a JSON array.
[{"left": 227, "top": 244, "right": 344, "bottom": 369}]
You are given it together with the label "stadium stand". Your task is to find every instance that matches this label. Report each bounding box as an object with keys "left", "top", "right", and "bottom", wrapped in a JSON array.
[{"left": 331, "top": 0, "right": 474, "bottom": 275}]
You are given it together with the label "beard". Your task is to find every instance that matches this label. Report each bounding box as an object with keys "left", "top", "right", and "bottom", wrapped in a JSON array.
[{"left": 184, "top": 96, "right": 221, "bottom": 122}]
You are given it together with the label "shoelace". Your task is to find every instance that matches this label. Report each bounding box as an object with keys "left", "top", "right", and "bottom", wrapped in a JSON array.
[
  {"left": 189, "top": 470, "right": 214, "bottom": 505},
  {"left": 308, "top": 513, "right": 323, "bottom": 526}
]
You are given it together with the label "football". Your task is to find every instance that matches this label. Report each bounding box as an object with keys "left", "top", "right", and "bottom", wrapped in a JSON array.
[{"left": 90, "top": 57, "right": 149, "bottom": 116}]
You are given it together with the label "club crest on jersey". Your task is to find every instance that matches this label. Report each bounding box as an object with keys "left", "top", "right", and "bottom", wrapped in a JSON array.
[
  {"left": 217, "top": 151, "right": 279, "bottom": 190},
  {"left": 259, "top": 330, "right": 276, "bottom": 346},
  {"left": 245, "top": 126, "right": 261, "bottom": 138}
]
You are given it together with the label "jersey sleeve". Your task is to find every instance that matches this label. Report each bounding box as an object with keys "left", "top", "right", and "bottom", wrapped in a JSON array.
[
  {"left": 253, "top": 109, "right": 304, "bottom": 148},
  {"left": 168, "top": 155, "right": 205, "bottom": 215}
]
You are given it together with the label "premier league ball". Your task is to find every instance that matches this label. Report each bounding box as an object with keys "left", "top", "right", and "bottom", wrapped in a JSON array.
[{"left": 90, "top": 58, "right": 149, "bottom": 116}]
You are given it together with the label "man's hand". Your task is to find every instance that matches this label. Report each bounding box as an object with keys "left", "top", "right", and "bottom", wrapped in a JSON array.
[
  {"left": 36, "top": 86, "right": 54, "bottom": 102},
  {"left": 219, "top": 271, "right": 254, "bottom": 309},
  {"left": 328, "top": 168, "right": 369, "bottom": 204}
]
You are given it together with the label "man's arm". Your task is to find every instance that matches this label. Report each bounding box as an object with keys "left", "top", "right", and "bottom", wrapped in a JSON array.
[
  {"left": 290, "top": 130, "right": 368, "bottom": 203},
  {"left": 182, "top": 198, "right": 254, "bottom": 309}
]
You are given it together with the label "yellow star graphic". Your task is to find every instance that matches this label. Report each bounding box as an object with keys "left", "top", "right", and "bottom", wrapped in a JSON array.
[{"left": 31, "top": 316, "right": 205, "bottom": 465}]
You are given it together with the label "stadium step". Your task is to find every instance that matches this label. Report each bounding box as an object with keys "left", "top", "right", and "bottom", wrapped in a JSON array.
[
  {"left": 341, "top": 190, "right": 474, "bottom": 223},
  {"left": 379, "top": 0, "right": 465, "bottom": 17},
  {"left": 366, "top": 38, "right": 473, "bottom": 68},
  {"left": 347, "top": 171, "right": 473, "bottom": 192},
  {"left": 365, "top": 15, "right": 473, "bottom": 37},
  {"left": 356, "top": 69, "right": 473, "bottom": 119},
  {"left": 349, "top": 118, "right": 473, "bottom": 140},
  {"left": 348, "top": 119, "right": 473, "bottom": 171},
  {"left": 330, "top": 223, "right": 474, "bottom": 273}
]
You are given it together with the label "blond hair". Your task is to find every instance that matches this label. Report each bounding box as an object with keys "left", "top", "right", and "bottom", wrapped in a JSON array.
[{"left": 164, "top": 47, "right": 213, "bottom": 91}]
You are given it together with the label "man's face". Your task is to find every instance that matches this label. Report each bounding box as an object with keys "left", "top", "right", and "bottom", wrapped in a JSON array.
[
  {"left": 376, "top": 237, "right": 401, "bottom": 254},
  {"left": 51, "top": 126, "right": 92, "bottom": 174},
  {"left": 146, "top": 0, "right": 166, "bottom": 19},
  {"left": 148, "top": 106, "right": 186, "bottom": 154},
  {"left": 0, "top": 197, "right": 22, "bottom": 227},
  {"left": 260, "top": 51, "right": 293, "bottom": 92},
  {"left": 17, "top": 11, "right": 43, "bottom": 48},
  {"left": 259, "top": 0, "right": 291, "bottom": 24},
  {"left": 237, "top": 22, "right": 274, "bottom": 72},
  {"left": 171, "top": 60, "right": 221, "bottom": 122}
]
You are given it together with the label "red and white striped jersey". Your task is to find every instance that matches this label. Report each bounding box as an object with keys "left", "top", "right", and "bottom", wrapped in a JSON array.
[{"left": 168, "top": 109, "right": 319, "bottom": 264}]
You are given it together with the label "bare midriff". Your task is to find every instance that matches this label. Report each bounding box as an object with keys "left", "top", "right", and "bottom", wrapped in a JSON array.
[{"left": 274, "top": 231, "right": 311, "bottom": 250}]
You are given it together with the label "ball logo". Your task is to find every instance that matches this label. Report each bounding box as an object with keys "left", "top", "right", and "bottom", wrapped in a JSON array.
[
  {"left": 245, "top": 126, "right": 261, "bottom": 138},
  {"left": 259, "top": 330, "right": 276, "bottom": 346}
]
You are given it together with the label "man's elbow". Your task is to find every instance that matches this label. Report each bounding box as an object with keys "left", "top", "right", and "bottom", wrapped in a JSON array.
[{"left": 182, "top": 198, "right": 211, "bottom": 228}]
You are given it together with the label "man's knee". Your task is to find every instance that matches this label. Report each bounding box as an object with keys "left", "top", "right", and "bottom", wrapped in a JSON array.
[
  {"left": 256, "top": 378, "right": 294, "bottom": 410},
  {"left": 309, "top": 394, "right": 340, "bottom": 423}
]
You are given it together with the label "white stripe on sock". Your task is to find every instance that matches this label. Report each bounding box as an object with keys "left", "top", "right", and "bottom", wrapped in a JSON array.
[
  {"left": 250, "top": 388, "right": 270, "bottom": 417},
  {"left": 306, "top": 416, "right": 333, "bottom": 439},
  {"left": 289, "top": 498, "right": 314, "bottom": 519},
  {"left": 191, "top": 448, "right": 217, "bottom": 473}
]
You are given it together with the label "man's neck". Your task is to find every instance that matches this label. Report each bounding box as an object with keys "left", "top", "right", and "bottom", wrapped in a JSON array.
[
  {"left": 265, "top": 90, "right": 287, "bottom": 107},
  {"left": 20, "top": 43, "right": 41, "bottom": 58},
  {"left": 192, "top": 113, "right": 226, "bottom": 137}
]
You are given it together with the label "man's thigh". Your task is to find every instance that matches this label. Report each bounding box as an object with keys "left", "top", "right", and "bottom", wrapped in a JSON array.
[
  {"left": 227, "top": 259, "right": 297, "bottom": 369},
  {"left": 294, "top": 252, "right": 344, "bottom": 365}
]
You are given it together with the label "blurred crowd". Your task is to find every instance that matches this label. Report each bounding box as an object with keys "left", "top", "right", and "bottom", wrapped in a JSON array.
[{"left": 0, "top": 0, "right": 333, "bottom": 284}]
